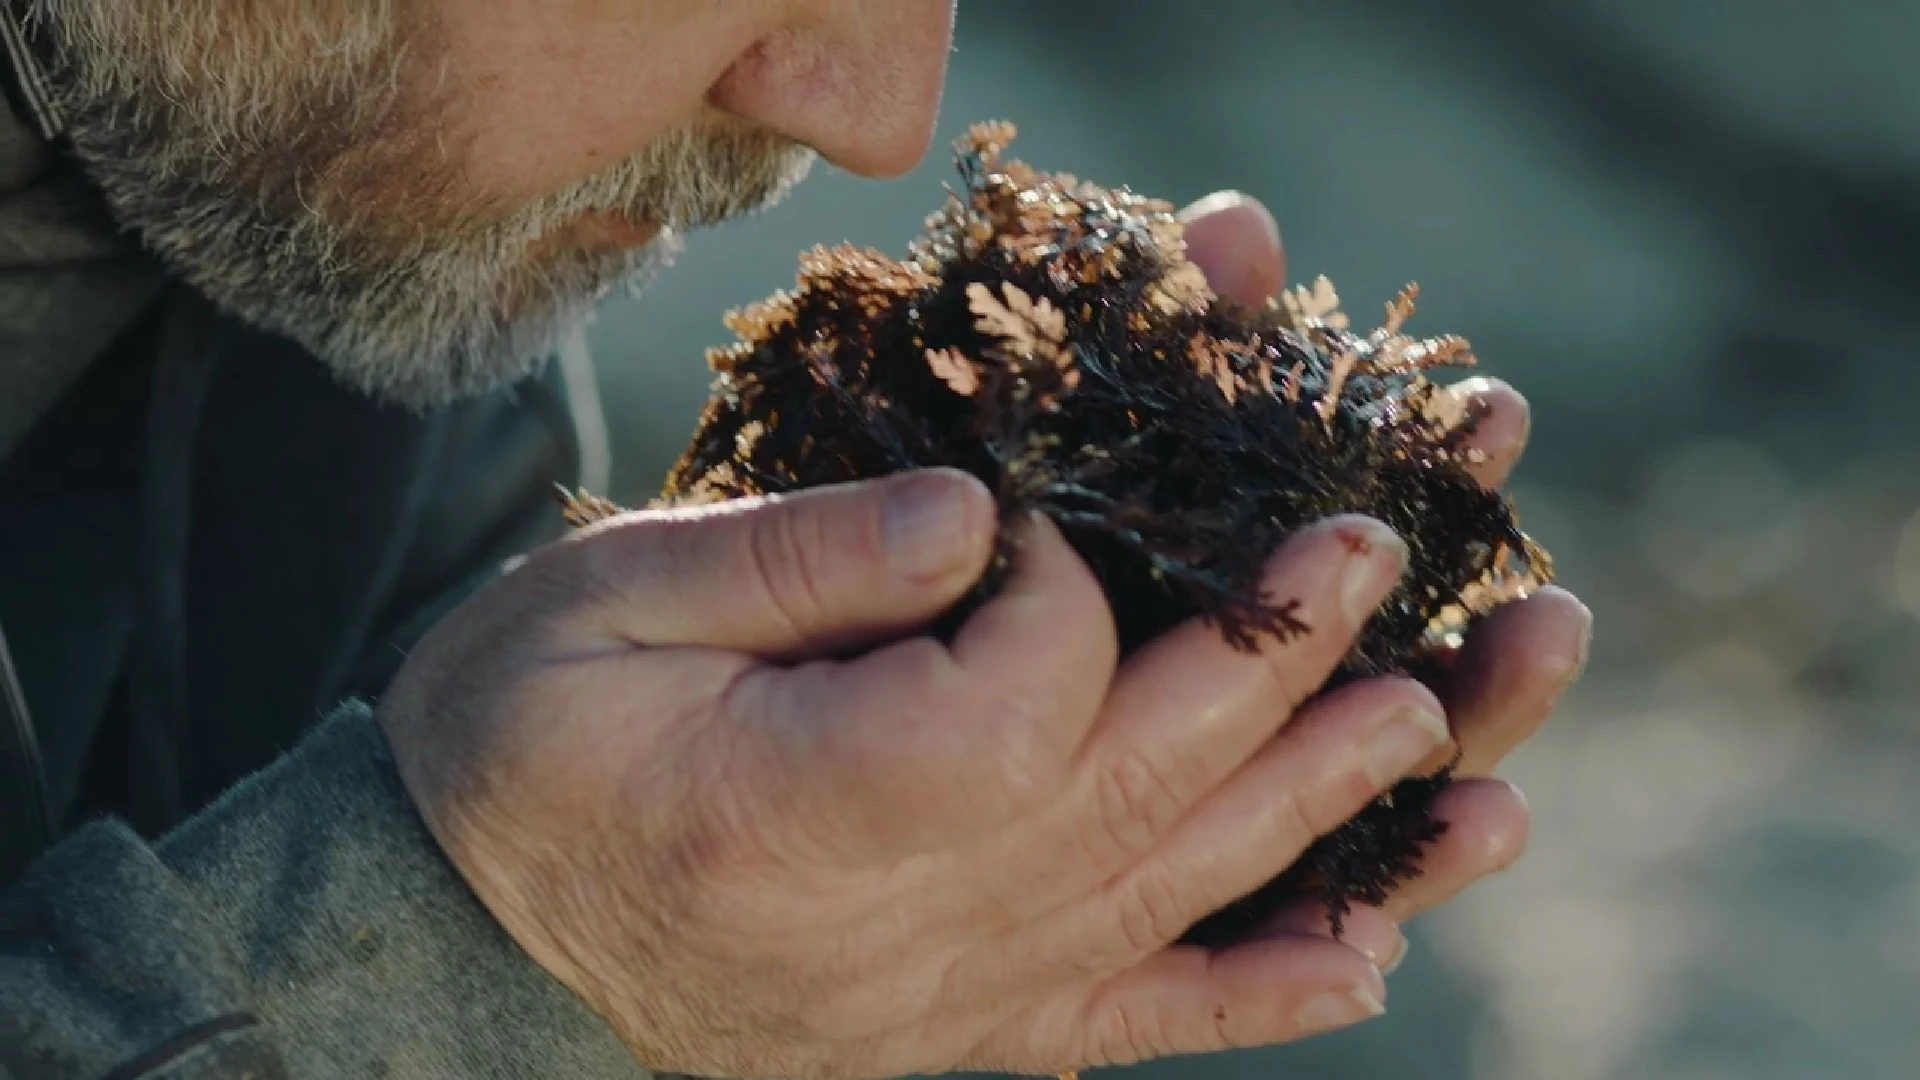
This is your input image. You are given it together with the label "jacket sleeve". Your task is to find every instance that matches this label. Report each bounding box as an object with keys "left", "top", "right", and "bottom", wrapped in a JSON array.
[{"left": 0, "top": 701, "right": 650, "bottom": 1080}]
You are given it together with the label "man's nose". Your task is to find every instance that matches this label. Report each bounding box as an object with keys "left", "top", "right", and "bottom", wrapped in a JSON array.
[{"left": 708, "top": 0, "right": 955, "bottom": 179}]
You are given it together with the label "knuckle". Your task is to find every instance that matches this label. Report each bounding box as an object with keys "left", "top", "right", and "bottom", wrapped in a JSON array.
[
  {"left": 1093, "top": 749, "right": 1187, "bottom": 857},
  {"left": 1277, "top": 765, "right": 1375, "bottom": 847},
  {"left": 1090, "top": 998, "right": 1175, "bottom": 1067},
  {"left": 1115, "top": 865, "right": 1192, "bottom": 957},
  {"left": 542, "top": 515, "right": 688, "bottom": 637},
  {"left": 974, "top": 686, "right": 1070, "bottom": 810},
  {"left": 524, "top": 525, "right": 631, "bottom": 618},
  {"left": 747, "top": 503, "right": 838, "bottom": 638},
  {"left": 1263, "top": 654, "right": 1315, "bottom": 714},
  {"left": 1211, "top": 997, "right": 1245, "bottom": 1050},
  {"left": 1269, "top": 783, "right": 1329, "bottom": 852},
  {"left": 1331, "top": 759, "right": 1395, "bottom": 819},
  {"left": 1252, "top": 624, "right": 1335, "bottom": 715}
]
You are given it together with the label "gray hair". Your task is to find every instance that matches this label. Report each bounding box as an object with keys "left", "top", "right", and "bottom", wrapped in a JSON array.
[{"left": 29, "top": 0, "right": 815, "bottom": 406}]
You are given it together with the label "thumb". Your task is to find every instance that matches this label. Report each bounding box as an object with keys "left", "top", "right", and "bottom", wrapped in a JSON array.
[{"left": 548, "top": 468, "right": 998, "bottom": 658}]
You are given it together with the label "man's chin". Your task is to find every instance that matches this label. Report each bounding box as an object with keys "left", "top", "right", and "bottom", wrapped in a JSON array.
[{"left": 272, "top": 243, "right": 661, "bottom": 412}]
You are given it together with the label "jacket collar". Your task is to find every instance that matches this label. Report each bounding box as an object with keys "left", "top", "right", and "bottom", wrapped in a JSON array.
[{"left": 0, "top": 2, "right": 63, "bottom": 144}]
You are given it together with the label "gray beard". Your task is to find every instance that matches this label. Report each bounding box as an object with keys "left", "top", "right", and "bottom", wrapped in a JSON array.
[{"left": 36, "top": 2, "right": 816, "bottom": 408}]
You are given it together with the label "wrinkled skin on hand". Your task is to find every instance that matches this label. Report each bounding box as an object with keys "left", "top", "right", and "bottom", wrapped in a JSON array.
[{"left": 374, "top": 194, "right": 1591, "bottom": 1079}]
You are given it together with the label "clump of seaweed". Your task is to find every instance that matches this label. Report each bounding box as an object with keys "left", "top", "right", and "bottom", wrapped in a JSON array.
[{"left": 560, "top": 121, "right": 1553, "bottom": 947}]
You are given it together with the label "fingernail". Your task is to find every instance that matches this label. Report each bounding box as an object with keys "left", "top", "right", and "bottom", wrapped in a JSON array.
[
  {"left": 1568, "top": 603, "right": 1594, "bottom": 683},
  {"left": 1491, "top": 782, "right": 1530, "bottom": 874},
  {"left": 883, "top": 471, "right": 981, "bottom": 578},
  {"left": 1378, "top": 932, "right": 1410, "bottom": 976},
  {"left": 1546, "top": 602, "right": 1594, "bottom": 708},
  {"left": 1331, "top": 517, "right": 1408, "bottom": 626},
  {"left": 1296, "top": 984, "right": 1386, "bottom": 1035},
  {"left": 1446, "top": 375, "right": 1498, "bottom": 401},
  {"left": 1365, "top": 705, "right": 1451, "bottom": 788},
  {"left": 1178, "top": 189, "right": 1254, "bottom": 223}
]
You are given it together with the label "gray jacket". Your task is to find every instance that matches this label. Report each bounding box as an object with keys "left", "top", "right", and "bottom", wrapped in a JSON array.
[{"left": 0, "top": 29, "right": 650, "bottom": 1080}]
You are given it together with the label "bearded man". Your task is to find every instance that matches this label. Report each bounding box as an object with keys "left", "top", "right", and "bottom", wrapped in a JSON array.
[{"left": 0, "top": 3, "right": 1591, "bottom": 1079}]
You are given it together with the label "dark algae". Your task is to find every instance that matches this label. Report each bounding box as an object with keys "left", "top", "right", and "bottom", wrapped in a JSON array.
[{"left": 559, "top": 122, "right": 1555, "bottom": 947}]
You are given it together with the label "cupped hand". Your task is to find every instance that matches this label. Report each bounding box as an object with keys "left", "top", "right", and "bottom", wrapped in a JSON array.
[
  {"left": 378, "top": 467, "right": 1457, "bottom": 1078},
  {"left": 1178, "top": 190, "right": 1593, "bottom": 933}
]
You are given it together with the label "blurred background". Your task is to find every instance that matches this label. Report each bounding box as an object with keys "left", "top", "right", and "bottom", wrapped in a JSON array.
[{"left": 589, "top": 3, "right": 1920, "bottom": 1077}]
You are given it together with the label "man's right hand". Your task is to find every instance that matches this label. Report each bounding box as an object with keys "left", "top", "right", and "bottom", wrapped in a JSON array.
[{"left": 375, "top": 468, "right": 1509, "bottom": 1079}]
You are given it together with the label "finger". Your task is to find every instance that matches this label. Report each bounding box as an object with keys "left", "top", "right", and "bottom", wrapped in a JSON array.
[
  {"left": 536, "top": 468, "right": 996, "bottom": 658},
  {"left": 1065, "top": 515, "right": 1408, "bottom": 871},
  {"left": 1439, "top": 376, "right": 1531, "bottom": 490},
  {"left": 1246, "top": 903, "right": 1406, "bottom": 976},
  {"left": 761, "top": 515, "right": 1118, "bottom": 856},
  {"left": 1179, "top": 191, "right": 1286, "bottom": 308},
  {"left": 1001, "top": 937, "right": 1384, "bottom": 1072},
  {"left": 1054, "top": 676, "right": 1448, "bottom": 969},
  {"left": 1256, "top": 778, "right": 1531, "bottom": 931},
  {"left": 1373, "top": 778, "right": 1530, "bottom": 922},
  {"left": 1424, "top": 585, "right": 1591, "bottom": 777},
  {"left": 944, "top": 513, "right": 1121, "bottom": 793}
]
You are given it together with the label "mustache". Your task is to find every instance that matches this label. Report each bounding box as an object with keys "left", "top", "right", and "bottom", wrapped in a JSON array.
[{"left": 535, "top": 118, "right": 819, "bottom": 235}]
